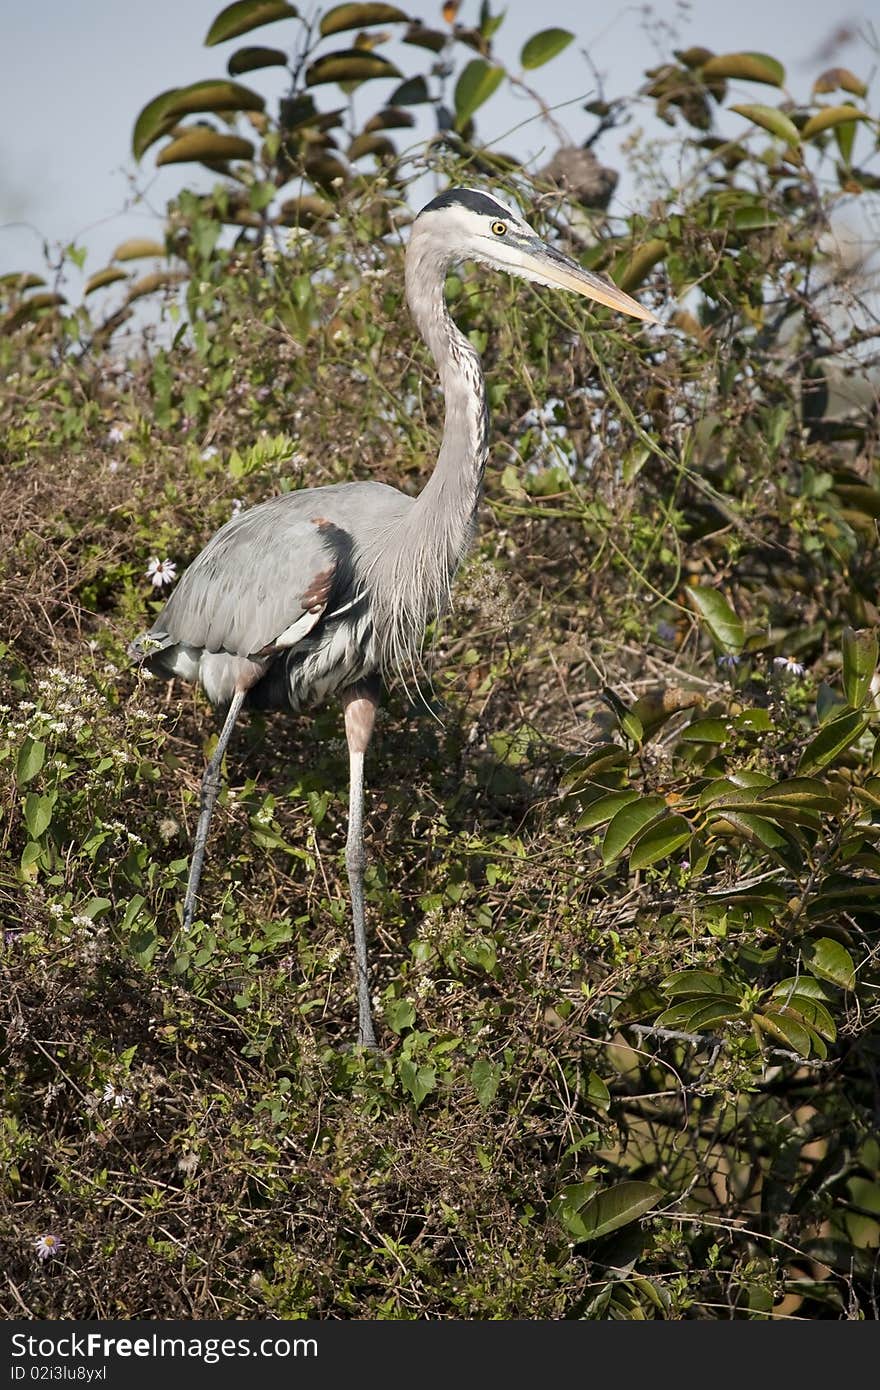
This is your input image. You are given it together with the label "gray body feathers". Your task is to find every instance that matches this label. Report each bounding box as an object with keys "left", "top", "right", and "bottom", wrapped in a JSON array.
[{"left": 132, "top": 481, "right": 420, "bottom": 710}]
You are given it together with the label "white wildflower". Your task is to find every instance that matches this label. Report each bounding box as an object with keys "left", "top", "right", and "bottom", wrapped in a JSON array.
[
  {"left": 34, "top": 1233, "right": 63, "bottom": 1262},
  {"left": 145, "top": 557, "right": 177, "bottom": 590},
  {"left": 102, "top": 1084, "right": 132, "bottom": 1109},
  {"left": 285, "top": 227, "right": 313, "bottom": 251},
  {"left": 773, "top": 655, "right": 805, "bottom": 677}
]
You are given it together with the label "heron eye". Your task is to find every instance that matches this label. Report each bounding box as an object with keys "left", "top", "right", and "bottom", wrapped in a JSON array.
[{"left": 491, "top": 220, "right": 507, "bottom": 236}]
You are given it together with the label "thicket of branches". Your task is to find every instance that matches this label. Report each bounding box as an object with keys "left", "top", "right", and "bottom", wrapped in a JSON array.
[{"left": 2, "top": 1, "right": 880, "bottom": 1318}]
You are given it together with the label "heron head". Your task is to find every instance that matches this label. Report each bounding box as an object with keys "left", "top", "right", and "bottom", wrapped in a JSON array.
[{"left": 412, "top": 187, "right": 657, "bottom": 325}]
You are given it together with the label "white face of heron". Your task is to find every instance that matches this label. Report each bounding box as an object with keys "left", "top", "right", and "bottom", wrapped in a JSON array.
[
  {"left": 413, "top": 189, "right": 544, "bottom": 277},
  {"left": 411, "top": 187, "right": 657, "bottom": 323}
]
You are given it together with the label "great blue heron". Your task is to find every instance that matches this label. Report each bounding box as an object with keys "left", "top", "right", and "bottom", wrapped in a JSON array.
[{"left": 130, "top": 187, "right": 656, "bottom": 1048}]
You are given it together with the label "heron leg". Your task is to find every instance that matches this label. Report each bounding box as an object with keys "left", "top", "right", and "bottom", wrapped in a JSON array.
[
  {"left": 342, "top": 681, "right": 379, "bottom": 1049},
  {"left": 183, "top": 688, "right": 247, "bottom": 931}
]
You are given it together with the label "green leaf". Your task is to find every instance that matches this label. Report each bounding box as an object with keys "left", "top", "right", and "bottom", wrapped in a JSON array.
[
  {"left": 755, "top": 1009, "right": 812, "bottom": 1057},
  {"left": 734, "top": 708, "right": 772, "bottom": 733},
  {"left": 163, "top": 79, "right": 267, "bottom": 118},
  {"left": 842, "top": 627, "right": 878, "bottom": 708},
  {"left": 398, "top": 1059, "right": 436, "bottom": 1107},
  {"left": 402, "top": 23, "right": 447, "bottom": 52},
  {"left": 709, "top": 798, "right": 818, "bottom": 829},
  {"left": 802, "top": 105, "right": 869, "bottom": 140},
  {"left": 227, "top": 45, "right": 289, "bottom": 75},
  {"left": 121, "top": 895, "right": 148, "bottom": 932},
  {"left": 20, "top": 841, "right": 43, "bottom": 876},
  {"left": 156, "top": 131, "right": 256, "bottom": 166},
  {"left": 206, "top": 1, "right": 299, "bottom": 47},
  {"left": 680, "top": 717, "right": 730, "bottom": 744},
  {"left": 84, "top": 267, "right": 129, "bottom": 296},
  {"left": 629, "top": 815, "right": 692, "bottom": 870},
  {"left": 320, "top": 3, "right": 409, "bottom": 36},
  {"left": 385, "top": 998, "right": 415, "bottom": 1033},
  {"left": 347, "top": 131, "right": 396, "bottom": 161},
  {"left": 757, "top": 778, "right": 845, "bottom": 813},
  {"left": 453, "top": 59, "right": 505, "bottom": 129},
  {"left": 15, "top": 736, "right": 45, "bottom": 786},
  {"left": 661, "top": 969, "right": 738, "bottom": 998},
  {"left": 617, "top": 239, "right": 667, "bottom": 292},
  {"left": 389, "top": 76, "right": 430, "bottom": 104},
  {"left": 656, "top": 997, "right": 741, "bottom": 1030},
  {"left": 782, "top": 996, "right": 837, "bottom": 1042},
  {"left": 707, "top": 808, "right": 790, "bottom": 850},
  {"left": 24, "top": 791, "right": 55, "bottom": 840},
  {"left": 574, "top": 1182, "right": 662, "bottom": 1242},
  {"left": 132, "top": 88, "right": 181, "bottom": 160},
  {"left": 470, "top": 1057, "right": 501, "bottom": 1109},
  {"left": 306, "top": 50, "right": 401, "bottom": 85},
  {"left": 576, "top": 789, "right": 639, "bottom": 830},
  {"left": 520, "top": 28, "right": 574, "bottom": 70},
  {"left": 550, "top": 1181, "right": 601, "bottom": 1238},
  {"left": 701, "top": 52, "right": 785, "bottom": 86},
  {"left": 698, "top": 773, "right": 774, "bottom": 807},
  {"left": 798, "top": 710, "right": 867, "bottom": 774},
  {"left": 561, "top": 744, "right": 629, "bottom": 790},
  {"left": 730, "top": 103, "right": 800, "bottom": 147},
  {"left": 129, "top": 925, "right": 159, "bottom": 968},
  {"left": 733, "top": 206, "right": 780, "bottom": 231},
  {"left": 112, "top": 238, "right": 166, "bottom": 261},
  {"left": 0, "top": 272, "right": 46, "bottom": 290},
  {"left": 460, "top": 935, "right": 496, "bottom": 973},
  {"left": 802, "top": 937, "right": 856, "bottom": 991},
  {"left": 602, "top": 795, "right": 666, "bottom": 865},
  {"left": 688, "top": 586, "right": 744, "bottom": 652},
  {"left": 587, "top": 1071, "right": 611, "bottom": 1111},
  {"left": 813, "top": 67, "right": 868, "bottom": 98}
]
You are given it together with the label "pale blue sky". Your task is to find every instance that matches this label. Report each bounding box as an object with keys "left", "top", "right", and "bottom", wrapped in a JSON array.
[{"left": 0, "top": 0, "right": 871, "bottom": 285}]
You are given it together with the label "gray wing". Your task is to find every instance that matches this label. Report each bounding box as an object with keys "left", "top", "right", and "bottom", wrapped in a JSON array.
[{"left": 147, "top": 497, "right": 354, "bottom": 660}]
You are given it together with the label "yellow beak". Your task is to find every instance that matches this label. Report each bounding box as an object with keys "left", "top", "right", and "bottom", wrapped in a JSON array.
[{"left": 528, "top": 241, "right": 658, "bottom": 324}]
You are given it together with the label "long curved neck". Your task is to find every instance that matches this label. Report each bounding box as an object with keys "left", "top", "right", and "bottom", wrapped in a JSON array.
[
  {"left": 367, "top": 236, "right": 489, "bottom": 680},
  {"left": 405, "top": 241, "right": 489, "bottom": 551}
]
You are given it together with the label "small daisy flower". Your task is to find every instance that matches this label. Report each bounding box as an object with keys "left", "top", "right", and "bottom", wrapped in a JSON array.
[
  {"left": 102, "top": 1083, "right": 132, "bottom": 1109},
  {"left": 717, "top": 653, "right": 740, "bottom": 670},
  {"left": 774, "top": 655, "right": 805, "bottom": 677},
  {"left": 230, "top": 497, "right": 243, "bottom": 519},
  {"left": 34, "top": 1233, "right": 63, "bottom": 1262},
  {"left": 201, "top": 445, "right": 219, "bottom": 461},
  {"left": 145, "top": 557, "right": 177, "bottom": 590},
  {"left": 107, "top": 424, "right": 127, "bottom": 444},
  {"left": 108, "top": 459, "right": 120, "bottom": 474}
]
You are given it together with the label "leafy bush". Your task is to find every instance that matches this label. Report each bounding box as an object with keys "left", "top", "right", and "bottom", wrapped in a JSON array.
[{"left": 2, "top": 1, "right": 879, "bottom": 1319}]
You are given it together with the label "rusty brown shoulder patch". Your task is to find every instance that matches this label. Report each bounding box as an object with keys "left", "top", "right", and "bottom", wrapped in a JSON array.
[{"left": 302, "top": 563, "right": 336, "bottom": 615}]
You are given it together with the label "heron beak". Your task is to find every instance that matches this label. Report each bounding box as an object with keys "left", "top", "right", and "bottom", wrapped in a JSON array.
[{"left": 527, "top": 241, "right": 658, "bottom": 324}]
